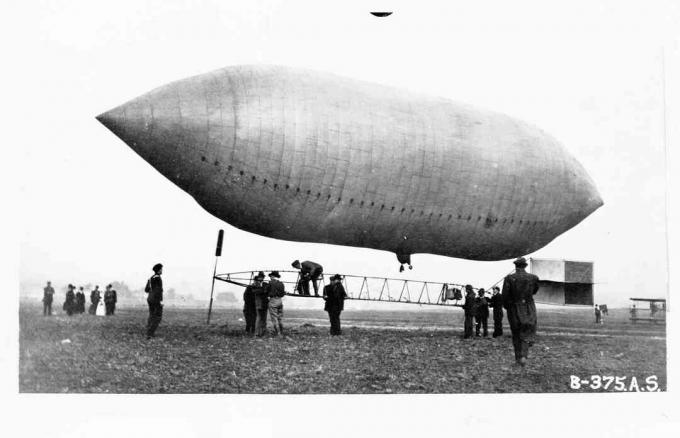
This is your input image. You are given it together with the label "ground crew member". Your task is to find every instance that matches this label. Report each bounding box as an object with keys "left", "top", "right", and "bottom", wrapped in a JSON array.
[
  {"left": 502, "top": 257, "right": 539, "bottom": 366},
  {"left": 594, "top": 304, "right": 602, "bottom": 324},
  {"left": 630, "top": 304, "right": 637, "bottom": 322},
  {"left": 75, "top": 286, "right": 86, "bottom": 314},
  {"left": 323, "top": 274, "right": 347, "bottom": 335},
  {"left": 144, "top": 263, "right": 164, "bottom": 339},
  {"left": 42, "top": 281, "right": 55, "bottom": 316},
  {"left": 292, "top": 260, "right": 323, "bottom": 296},
  {"left": 267, "top": 271, "right": 286, "bottom": 336},
  {"left": 104, "top": 284, "right": 117, "bottom": 315},
  {"left": 89, "top": 285, "right": 101, "bottom": 315},
  {"left": 63, "top": 284, "right": 76, "bottom": 316},
  {"left": 462, "top": 285, "right": 475, "bottom": 339},
  {"left": 489, "top": 286, "right": 504, "bottom": 337},
  {"left": 254, "top": 271, "right": 270, "bottom": 337},
  {"left": 242, "top": 272, "right": 263, "bottom": 334},
  {"left": 475, "top": 288, "right": 489, "bottom": 337}
]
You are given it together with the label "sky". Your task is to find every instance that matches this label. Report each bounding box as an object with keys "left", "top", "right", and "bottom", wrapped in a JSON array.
[{"left": 10, "top": 0, "right": 680, "bottom": 307}]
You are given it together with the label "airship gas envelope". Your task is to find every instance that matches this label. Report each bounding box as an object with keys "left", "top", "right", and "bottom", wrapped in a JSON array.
[{"left": 97, "top": 65, "right": 602, "bottom": 261}]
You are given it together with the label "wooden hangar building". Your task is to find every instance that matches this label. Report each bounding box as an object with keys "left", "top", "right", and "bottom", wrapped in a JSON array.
[{"left": 529, "top": 258, "right": 594, "bottom": 305}]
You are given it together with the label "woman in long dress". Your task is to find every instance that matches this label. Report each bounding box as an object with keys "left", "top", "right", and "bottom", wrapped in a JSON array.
[{"left": 95, "top": 294, "right": 106, "bottom": 316}]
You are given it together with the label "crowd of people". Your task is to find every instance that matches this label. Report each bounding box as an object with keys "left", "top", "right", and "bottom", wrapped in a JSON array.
[{"left": 42, "top": 282, "right": 118, "bottom": 316}]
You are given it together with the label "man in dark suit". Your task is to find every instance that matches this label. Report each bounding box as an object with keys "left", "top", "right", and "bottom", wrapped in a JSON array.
[
  {"left": 292, "top": 260, "right": 323, "bottom": 296},
  {"left": 462, "top": 284, "right": 476, "bottom": 339},
  {"left": 104, "top": 284, "right": 117, "bottom": 315},
  {"left": 145, "top": 263, "right": 164, "bottom": 339},
  {"left": 254, "top": 272, "right": 270, "bottom": 337},
  {"left": 475, "top": 288, "right": 489, "bottom": 337},
  {"left": 489, "top": 286, "right": 504, "bottom": 337},
  {"left": 63, "top": 284, "right": 76, "bottom": 316},
  {"left": 89, "top": 285, "right": 101, "bottom": 315},
  {"left": 75, "top": 286, "right": 86, "bottom": 314},
  {"left": 323, "top": 274, "right": 347, "bottom": 335},
  {"left": 502, "top": 257, "right": 539, "bottom": 366},
  {"left": 42, "top": 281, "right": 55, "bottom": 316},
  {"left": 242, "top": 272, "right": 263, "bottom": 335}
]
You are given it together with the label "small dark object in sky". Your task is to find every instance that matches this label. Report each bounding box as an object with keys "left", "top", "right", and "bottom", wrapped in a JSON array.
[{"left": 370, "top": 12, "right": 393, "bottom": 17}]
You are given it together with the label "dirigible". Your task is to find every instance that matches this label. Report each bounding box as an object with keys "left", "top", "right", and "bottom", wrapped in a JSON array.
[{"left": 97, "top": 65, "right": 602, "bottom": 263}]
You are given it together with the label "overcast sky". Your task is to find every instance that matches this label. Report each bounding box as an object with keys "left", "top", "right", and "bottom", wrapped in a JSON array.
[{"left": 13, "top": 0, "right": 680, "bottom": 307}]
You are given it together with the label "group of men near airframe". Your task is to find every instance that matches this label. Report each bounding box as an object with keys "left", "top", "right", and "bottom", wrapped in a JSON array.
[
  {"left": 242, "top": 260, "right": 347, "bottom": 337},
  {"left": 42, "top": 282, "right": 118, "bottom": 316},
  {"left": 41, "top": 256, "right": 539, "bottom": 366},
  {"left": 240, "top": 256, "right": 539, "bottom": 366}
]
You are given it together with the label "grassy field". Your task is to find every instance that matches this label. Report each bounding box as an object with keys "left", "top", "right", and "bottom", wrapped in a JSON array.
[{"left": 19, "top": 301, "right": 666, "bottom": 393}]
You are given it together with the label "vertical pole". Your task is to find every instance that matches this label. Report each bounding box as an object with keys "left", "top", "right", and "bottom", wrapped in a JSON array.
[
  {"left": 206, "top": 257, "right": 218, "bottom": 325},
  {"left": 207, "top": 229, "right": 224, "bottom": 325}
]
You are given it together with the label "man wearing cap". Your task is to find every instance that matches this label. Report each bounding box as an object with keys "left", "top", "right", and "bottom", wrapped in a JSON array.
[
  {"left": 323, "top": 274, "right": 347, "bottom": 335},
  {"left": 254, "top": 271, "right": 270, "bottom": 337},
  {"left": 42, "top": 281, "right": 55, "bottom": 316},
  {"left": 243, "top": 272, "right": 263, "bottom": 335},
  {"left": 462, "top": 285, "right": 476, "bottom": 339},
  {"left": 104, "top": 284, "right": 117, "bottom": 315},
  {"left": 292, "top": 260, "right": 323, "bottom": 296},
  {"left": 144, "top": 263, "right": 164, "bottom": 339},
  {"left": 502, "top": 257, "right": 539, "bottom": 366},
  {"left": 267, "top": 271, "right": 286, "bottom": 336},
  {"left": 489, "top": 286, "right": 504, "bottom": 337}
]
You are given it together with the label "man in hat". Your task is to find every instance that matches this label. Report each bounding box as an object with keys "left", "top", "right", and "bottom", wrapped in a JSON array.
[
  {"left": 475, "top": 288, "right": 489, "bottom": 337},
  {"left": 104, "top": 284, "right": 117, "bottom": 315},
  {"left": 144, "top": 263, "right": 164, "bottom": 339},
  {"left": 89, "top": 285, "right": 101, "bottom": 315},
  {"left": 243, "top": 272, "right": 264, "bottom": 334},
  {"left": 502, "top": 257, "right": 539, "bottom": 366},
  {"left": 489, "top": 286, "right": 504, "bottom": 337},
  {"left": 291, "top": 260, "right": 323, "bottom": 296},
  {"left": 323, "top": 274, "right": 347, "bottom": 335},
  {"left": 42, "top": 281, "right": 55, "bottom": 316},
  {"left": 462, "top": 285, "right": 476, "bottom": 339},
  {"left": 63, "top": 284, "right": 76, "bottom": 316},
  {"left": 267, "top": 271, "right": 286, "bottom": 336},
  {"left": 75, "top": 286, "right": 86, "bottom": 314},
  {"left": 253, "top": 271, "right": 270, "bottom": 337}
]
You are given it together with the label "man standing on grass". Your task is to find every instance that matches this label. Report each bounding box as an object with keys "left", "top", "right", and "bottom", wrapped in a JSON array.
[
  {"left": 267, "top": 271, "right": 286, "bottom": 336},
  {"left": 502, "top": 257, "right": 539, "bottom": 366},
  {"left": 475, "top": 288, "right": 489, "bottom": 337},
  {"left": 243, "top": 272, "right": 263, "bottom": 335},
  {"left": 104, "top": 284, "right": 117, "bottom": 315},
  {"left": 323, "top": 274, "right": 347, "bottom": 335},
  {"left": 489, "top": 286, "right": 504, "bottom": 337},
  {"left": 63, "top": 284, "right": 76, "bottom": 316},
  {"left": 89, "top": 285, "right": 101, "bottom": 315},
  {"left": 145, "top": 263, "right": 164, "bottom": 339},
  {"left": 462, "top": 285, "right": 476, "bottom": 339},
  {"left": 75, "top": 286, "right": 86, "bottom": 314},
  {"left": 254, "top": 272, "right": 270, "bottom": 337},
  {"left": 42, "top": 281, "right": 55, "bottom": 316}
]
